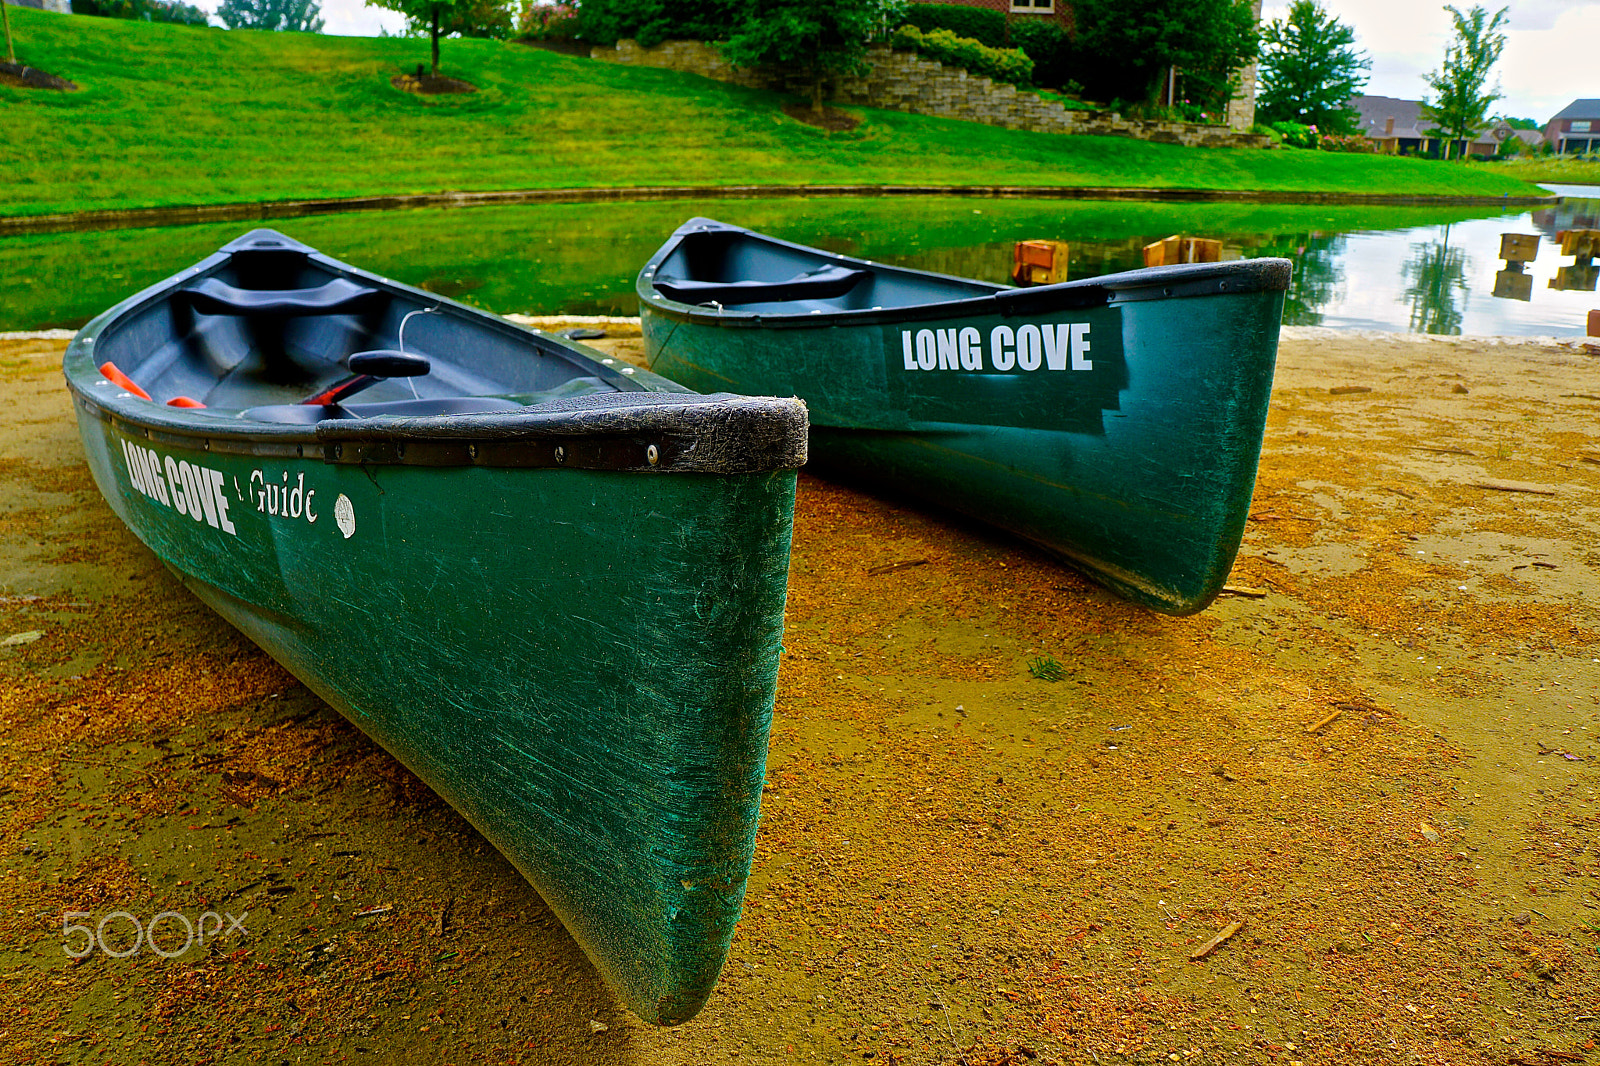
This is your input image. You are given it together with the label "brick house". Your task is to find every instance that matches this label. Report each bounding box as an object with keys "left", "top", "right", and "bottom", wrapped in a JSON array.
[
  {"left": 1350, "top": 95, "right": 1502, "bottom": 158},
  {"left": 1544, "top": 100, "right": 1600, "bottom": 155}
]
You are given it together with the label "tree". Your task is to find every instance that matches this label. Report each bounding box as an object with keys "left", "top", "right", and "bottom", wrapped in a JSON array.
[
  {"left": 1070, "top": 0, "right": 1259, "bottom": 111},
  {"left": 367, "top": 0, "right": 510, "bottom": 74},
  {"left": 722, "top": 0, "right": 899, "bottom": 114},
  {"left": 2, "top": 0, "right": 16, "bottom": 66},
  {"left": 217, "top": 0, "right": 325, "bottom": 31},
  {"left": 1419, "top": 4, "right": 1508, "bottom": 160},
  {"left": 1255, "top": 0, "right": 1369, "bottom": 134}
]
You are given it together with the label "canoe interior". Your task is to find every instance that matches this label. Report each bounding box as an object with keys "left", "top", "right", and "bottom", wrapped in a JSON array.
[
  {"left": 649, "top": 220, "right": 998, "bottom": 316},
  {"left": 92, "top": 229, "right": 649, "bottom": 418}
]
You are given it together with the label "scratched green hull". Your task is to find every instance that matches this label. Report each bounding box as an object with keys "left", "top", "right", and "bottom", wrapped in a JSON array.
[
  {"left": 73, "top": 419, "right": 792, "bottom": 1021},
  {"left": 640, "top": 218, "right": 1289, "bottom": 614},
  {"left": 65, "top": 231, "right": 807, "bottom": 1025}
]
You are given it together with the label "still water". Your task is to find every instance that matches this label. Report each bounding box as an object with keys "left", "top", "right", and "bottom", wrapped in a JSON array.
[{"left": 3, "top": 188, "right": 1595, "bottom": 336}]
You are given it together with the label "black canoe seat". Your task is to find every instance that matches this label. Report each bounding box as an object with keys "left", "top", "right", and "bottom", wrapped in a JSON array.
[
  {"left": 242, "top": 397, "right": 524, "bottom": 424},
  {"left": 653, "top": 265, "right": 867, "bottom": 305},
  {"left": 181, "top": 277, "right": 384, "bottom": 318}
]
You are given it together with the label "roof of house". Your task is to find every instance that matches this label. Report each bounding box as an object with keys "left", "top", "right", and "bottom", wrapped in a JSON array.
[
  {"left": 1348, "top": 94, "right": 1502, "bottom": 144},
  {"left": 1349, "top": 95, "right": 1432, "bottom": 140},
  {"left": 1550, "top": 99, "right": 1600, "bottom": 121}
]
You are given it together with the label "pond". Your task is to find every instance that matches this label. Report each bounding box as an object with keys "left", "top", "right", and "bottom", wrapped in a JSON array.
[{"left": 4, "top": 188, "right": 1596, "bottom": 336}]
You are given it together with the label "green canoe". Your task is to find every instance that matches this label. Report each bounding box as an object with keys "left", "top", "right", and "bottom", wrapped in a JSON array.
[
  {"left": 638, "top": 218, "right": 1290, "bottom": 615},
  {"left": 64, "top": 230, "right": 808, "bottom": 1024}
]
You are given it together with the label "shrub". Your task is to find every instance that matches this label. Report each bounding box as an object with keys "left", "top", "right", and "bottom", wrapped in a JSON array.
[
  {"left": 901, "top": 2, "right": 1005, "bottom": 48},
  {"left": 575, "top": 0, "right": 742, "bottom": 47},
  {"left": 1271, "top": 120, "right": 1318, "bottom": 148},
  {"left": 72, "top": 0, "right": 211, "bottom": 25},
  {"left": 891, "top": 24, "right": 1033, "bottom": 87},
  {"left": 1010, "top": 18, "right": 1074, "bottom": 90},
  {"left": 1318, "top": 131, "right": 1374, "bottom": 153},
  {"left": 518, "top": 1, "right": 580, "bottom": 40}
]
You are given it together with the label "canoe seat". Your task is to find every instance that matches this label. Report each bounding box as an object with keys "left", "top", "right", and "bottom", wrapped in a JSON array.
[
  {"left": 241, "top": 397, "right": 523, "bottom": 424},
  {"left": 181, "top": 277, "right": 383, "bottom": 318},
  {"left": 653, "top": 265, "right": 867, "bottom": 305}
]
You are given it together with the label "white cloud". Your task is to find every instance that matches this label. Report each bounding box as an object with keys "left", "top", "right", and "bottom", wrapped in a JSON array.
[
  {"left": 1259, "top": 0, "right": 1599, "bottom": 123},
  {"left": 195, "top": 0, "right": 408, "bottom": 36},
  {"left": 318, "top": 0, "right": 407, "bottom": 37}
]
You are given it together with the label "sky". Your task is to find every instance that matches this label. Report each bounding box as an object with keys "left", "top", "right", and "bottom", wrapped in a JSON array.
[
  {"left": 1259, "top": 0, "right": 1598, "bottom": 123},
  {"left": 204, "top": 0, "right": 1595, "bottom": 125}
]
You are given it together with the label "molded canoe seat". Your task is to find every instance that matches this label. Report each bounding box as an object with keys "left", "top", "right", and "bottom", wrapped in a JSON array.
[
  {"left": 181, "top": 277, "right": 383, "bottom": 318},
  {"left": 652, "top": 265, "right": 867, "bottom": 305},
  {"left": 242, "top": 397, "right": 523, "bottom": 424}
]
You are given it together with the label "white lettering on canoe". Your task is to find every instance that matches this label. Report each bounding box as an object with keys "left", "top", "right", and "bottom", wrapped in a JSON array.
[
  {"left": 248, "top": 469, "right": 318, "bottom": 525},
  {"left": 899, "top": 324, "right": 1093, "bottom": 373},
  {"left": 120, "top": 441, "right": 235, "bottom": 536}
]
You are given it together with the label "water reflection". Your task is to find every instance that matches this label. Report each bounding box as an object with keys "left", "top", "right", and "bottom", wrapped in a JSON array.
[
  {"left": 4, "top": 189, "right": 1597, "bottom": 336},
  {"left": 1400, "top": 224, "right": 1471, "bottom": 335}
]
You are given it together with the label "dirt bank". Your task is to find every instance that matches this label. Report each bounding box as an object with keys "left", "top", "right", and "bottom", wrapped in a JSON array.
[{"left": 2, "top": 330, "right": 1597, "bottom": 1065}]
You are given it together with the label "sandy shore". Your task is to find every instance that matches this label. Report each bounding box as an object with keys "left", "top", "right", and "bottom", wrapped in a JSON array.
[{"left": 2, "top": 328, "right": 1598, "bottom": 1065}]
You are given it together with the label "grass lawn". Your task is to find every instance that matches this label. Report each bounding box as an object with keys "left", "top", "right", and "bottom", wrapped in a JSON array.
[
  {"left": 1488, "top": 156, "right": 1600, "bottom": 185},
  {"left": 0, "top": 8, "right": 1553, "bottom": 218}
]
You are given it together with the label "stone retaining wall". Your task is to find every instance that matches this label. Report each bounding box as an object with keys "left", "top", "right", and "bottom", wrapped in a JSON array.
[{"left": 593, "top": 40, "right": 1272, "bottom": 150}]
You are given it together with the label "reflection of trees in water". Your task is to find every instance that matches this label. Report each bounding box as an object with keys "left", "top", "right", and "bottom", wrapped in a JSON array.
[
  {"left": 1246, "top": 233, "right": 1344, "bottom": 326},
  {"left": 1400, "top": 225, "right": 1471, "bottom": 335}
]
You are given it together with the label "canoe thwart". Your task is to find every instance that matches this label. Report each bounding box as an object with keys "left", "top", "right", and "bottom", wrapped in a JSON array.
[
  {"left": 653, "top": 265, "right": 867, "bottom": 305},
  {"left": 180, "top": 276, "right": 384, "bottom": 318}
]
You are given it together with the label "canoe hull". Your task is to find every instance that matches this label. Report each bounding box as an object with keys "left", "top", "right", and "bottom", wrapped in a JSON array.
[
  {"left": 74, "top": 402, "right": 794, "bottom": 1023},
  {"left": 66, "top": 230, "right": 808, "bottom": 1025},
  {"left": 640, "top": 219, "right": 1286, "bottom": 614}
]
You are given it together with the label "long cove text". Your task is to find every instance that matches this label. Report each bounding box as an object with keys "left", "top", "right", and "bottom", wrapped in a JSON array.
[{"left": 900, "top": 324, "right": 1092, "bottom": 373}]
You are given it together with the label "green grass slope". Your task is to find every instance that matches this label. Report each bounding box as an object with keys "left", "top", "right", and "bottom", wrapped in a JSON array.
[{"left": 0, "top": 7, "right": 1546, "bottom": 217}]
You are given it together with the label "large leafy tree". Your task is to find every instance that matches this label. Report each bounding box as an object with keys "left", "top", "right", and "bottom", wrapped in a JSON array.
[
  {"left": 217, "top": 0, "right": 325, "bottom": 31},
  {"left": 1420, "top": 4, "right": 1508, "bottom": 160},
  {"left": 1256, "top": 0, "right": 1369, "bottom": 134},
  {"left": 1070, "top": 0, "right": 1260, "bottom": 111},
  {"left": 722, "top": 0, "right": 901, "bottom": 114}
]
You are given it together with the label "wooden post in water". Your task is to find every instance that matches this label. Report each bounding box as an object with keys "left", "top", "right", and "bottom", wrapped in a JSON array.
[
  {"left": 1143, "top": 236, "right": 1221, "bottom": 268},
  {"left": 1011, "top": 240, "right": 1068, "bottom": 286},
  {"left": 1494, "top": 233, "right": 1539, "bottom": 301},
  {"left": 1551, "top": 230, "right": 1600, "bottom": 293}
]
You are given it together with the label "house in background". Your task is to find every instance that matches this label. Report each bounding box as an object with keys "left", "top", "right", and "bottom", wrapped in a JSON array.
[
  {"left": 919, "top": 0, "right": 1263, "bottom": 130},
  {"left": 1350, "top": 95, "right": 1499, "bottom": 157},
  {"left": 9, "top": 0, "right": 72, "bottom": 11},
  {"left": 1545, "top": 100, "right": 1600, "bottom": 155},
  {"left": 918, "top": 0, "right": 1075, "bottom": 32}
]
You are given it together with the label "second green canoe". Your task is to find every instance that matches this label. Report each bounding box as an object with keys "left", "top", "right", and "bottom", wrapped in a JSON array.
[{"left": 638, "top": 218, "right": 1290, "bottom": 615}]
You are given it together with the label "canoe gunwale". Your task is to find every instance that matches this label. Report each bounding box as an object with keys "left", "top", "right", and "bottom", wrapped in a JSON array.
[
  {"left": 637, "top": 216, "right": 1292, "bottom": 328},
  {"left": 64, "top": 231, "right": 809, "bottom": 475}
]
